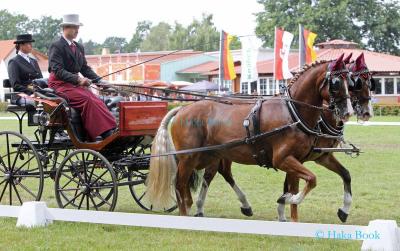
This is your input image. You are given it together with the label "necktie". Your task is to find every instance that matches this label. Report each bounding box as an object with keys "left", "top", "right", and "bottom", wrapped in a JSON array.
[{"left": 70, "top": 43, "right": 77, "bottom": 54}]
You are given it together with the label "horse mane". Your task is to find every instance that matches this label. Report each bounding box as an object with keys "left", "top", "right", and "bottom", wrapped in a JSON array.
[{"left": 288, "top": 60, "right": 332, "bottom": 87}]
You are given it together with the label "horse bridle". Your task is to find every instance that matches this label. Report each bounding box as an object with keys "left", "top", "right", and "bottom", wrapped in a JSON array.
[
  {"left": 320, "top": 66, "right": 353, "bottom": 118},
  {"left": 348, "top": 67, "right": 375, "bottom": 115}
]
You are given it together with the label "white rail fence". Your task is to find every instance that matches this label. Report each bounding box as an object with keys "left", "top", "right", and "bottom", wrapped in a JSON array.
[{"left": 0, "top": 202, "right": 399, "bottom": 251}]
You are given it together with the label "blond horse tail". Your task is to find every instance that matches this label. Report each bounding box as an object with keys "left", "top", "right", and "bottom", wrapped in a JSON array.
[{"left": 145, "top": 106, "right": 181, "bottom": 210}]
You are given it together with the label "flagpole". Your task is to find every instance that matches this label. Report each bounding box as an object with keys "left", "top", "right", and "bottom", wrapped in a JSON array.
[
  {"left": 218, "top": 30, "right": 223, "bottom": 94},
  {"left": 273, "top": 26, "right": 277, "bottom": 95},
  {"left": 299, "top": 24, "right": 302, "bottom": 70}
]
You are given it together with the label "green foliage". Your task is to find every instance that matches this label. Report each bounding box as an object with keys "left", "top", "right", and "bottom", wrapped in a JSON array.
[
  {"left": 102, "top": 36, "right": 127, "bottom": 54},
  {"left": 125, "top": 20, "right": 152, "bottom": 53},
  {"left": 81, "top": 40, "right": 102, "bottom": 55},
  {"left": 373, "top": 105, "right": 400, "bottom": 116},
  {"left": 0, "top": 9, "right": 29, "bottom": 40},
  {"left": 255, "top": 0, "right": 400, "bottom": 54},
  {"left": 140, "top": 22, "right": 172, "bottom": 51},
  {"left": 0, "top": 102, "right": 8, "bottom": 112}
]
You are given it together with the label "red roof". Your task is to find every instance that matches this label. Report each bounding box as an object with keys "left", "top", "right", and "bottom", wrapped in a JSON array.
[
  {"left": 86, "top": 50, "right": 203, "bottom": 66},
  {"left": 0, "top": 40, "right": 15, "bottom": 61},
  {"left": 205, "top": 46, "right": 400, "bottom": 76},
  {"left": 177, "top": 61, "right": 219, "bottom": 74},
  {"left": 0, "top": 40, "right": 48, "bottom": 71}
]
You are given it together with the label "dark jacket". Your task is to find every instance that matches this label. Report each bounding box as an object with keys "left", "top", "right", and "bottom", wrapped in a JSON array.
[
  {"left": 48, "top": 37, "right": 99, "bottom": 84},
  {"left": 7, "top": 54, "right": 43, "bottom": 95}
]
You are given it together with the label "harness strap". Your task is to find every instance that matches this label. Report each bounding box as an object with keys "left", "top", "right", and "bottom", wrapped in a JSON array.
[{"left": 131, "top": 122, "right": 299, "bottom": 160}]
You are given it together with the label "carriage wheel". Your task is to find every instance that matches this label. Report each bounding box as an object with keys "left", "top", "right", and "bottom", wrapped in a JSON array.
[
  {"left": 127, "top": 143, "right": 177, "bottom": 212},
  {"left": 54, "top": 149, "right": 118, "bottom": 211},
  {"left": 0, "top": 131, "right": 44, "bottom": 205}
]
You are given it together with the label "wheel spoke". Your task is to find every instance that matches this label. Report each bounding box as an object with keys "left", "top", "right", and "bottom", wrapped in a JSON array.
[
  {"left": 81, "top": 153, "right": 88, "bottom": 183},
  {"left": 89, "top": 195, "right": 98, "bottom": 211},
  {"left": 10, "top": 140, "right": 23, "bottom": 171},
  {"left": 0, "top": 181, "right": 9, "bottom": 202},
  {"left": 16, "top": 182, "right": 37, "bottom": 199},
  {"left": 137, "top": 191, "right": 146, "bottom": 202},
  {"left": 77, "top": 194, "right": 85, "bottom": 209},
  {"left": 6, "top": 134, "right": 11, "bottom": 170},
  {"left": 61, "top": 172, "right": 80, "bottom": 186},
  {"left": 12, "top": 155, "right": 36, "bottom": 174},
  {"left": 94, "top": 193, "right": 112, "bottom": 207},
  {"left": 89, "top": 185, "right": 115, "bottom": 190},
  {"left": 90, "top": 170, "right": 109, "bottom": 185},
  {"left": 63, "top": 191, "right": 83, "bottom": 208},
  {"left": 57, "top": 187, "right": 81, "bottom": 192},
  {"left": 9, "top": 182, "right": 12, "bottom": 205},
  {"left": 11, "top": 183, "right": 23, "bottom": 204}
]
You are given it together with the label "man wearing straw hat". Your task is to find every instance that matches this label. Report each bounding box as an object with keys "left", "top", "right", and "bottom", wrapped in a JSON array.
[{"left": 48, "top": 14, "right": 116, "bottom": 141}]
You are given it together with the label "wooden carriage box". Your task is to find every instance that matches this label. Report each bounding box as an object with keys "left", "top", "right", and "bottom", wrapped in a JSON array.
[{"left": 118, "top": 101, "right": 168, "bottom": 136}]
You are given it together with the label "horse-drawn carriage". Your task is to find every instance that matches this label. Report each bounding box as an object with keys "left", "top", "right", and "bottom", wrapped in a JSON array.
[{"left": 0, "top": 78, "right": 176, "bottom": 212}]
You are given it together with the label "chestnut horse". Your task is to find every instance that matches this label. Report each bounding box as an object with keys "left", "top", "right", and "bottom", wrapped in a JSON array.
[
  {"left": 279, "top": 52, "right": 376, "bottom": 222},
  {"left": 194, "top": 53, "right": 375, "bottom": 222},
  {"left": 146, "top": 55, "right": 354, "bottom": 216}
]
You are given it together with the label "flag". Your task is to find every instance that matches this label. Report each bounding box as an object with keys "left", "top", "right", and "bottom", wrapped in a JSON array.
[
  {"left": 299, "top": 24, "right": 317, "bottom": 67},
  {"left": 274, "top": 27, "right": 294, "bottom": 80},
  {"left": 240, "top": 36, "right": 261, "bottom": 83},
  {"left": 219, "top": 31, "right": 236, "bottom": 80}
]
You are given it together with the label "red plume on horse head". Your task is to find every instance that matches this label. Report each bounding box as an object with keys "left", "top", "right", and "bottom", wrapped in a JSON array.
[
  {"left": 353, "top": 53, "right": 367, "bottom": 71},
  {"left": 343, "top": 53, "right": 353, "bottom": 65},
  {"left": 330, "top": 53, "right": 345, "bottom": 71}
]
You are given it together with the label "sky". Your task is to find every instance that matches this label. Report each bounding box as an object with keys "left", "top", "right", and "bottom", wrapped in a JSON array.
[{"left": 0, "top": 0, "right": 264, "bottom": 43}]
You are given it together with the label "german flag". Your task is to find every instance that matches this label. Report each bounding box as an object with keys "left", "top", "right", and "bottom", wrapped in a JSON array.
[
  {"left": 299, "top": 25, "right": 317, "bottom": 67},
  {"left": 219, "top": 31, "right": 236, "bottom": 80}
]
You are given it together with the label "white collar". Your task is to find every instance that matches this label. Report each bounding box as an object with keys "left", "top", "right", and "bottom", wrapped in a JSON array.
[
  {"left": 18, "top": 51, "right": 31, "bottom": 62},
  {"left": 62, "top": 35, "right": 74, "bottom": 46}
]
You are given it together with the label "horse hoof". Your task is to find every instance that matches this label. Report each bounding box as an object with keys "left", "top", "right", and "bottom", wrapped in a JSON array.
[
  {"left": 194, "top": 212, "right": 204, "bottom": 217},
  {"left": 278, "top": 218, "right": 287, "bottom": 222},
  {"left": 277, "top": 193, "right": 290, "bottom": 204},
  {"left": 337, "top": 208, "right": 348, "bottom": 223},
  {"left": 241, "top": 207, "right": 253, "bottom": 217}
]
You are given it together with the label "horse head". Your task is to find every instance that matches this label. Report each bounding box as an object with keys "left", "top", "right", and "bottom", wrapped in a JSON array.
[
  {"left": 320, "top": 53, "right": 354, "bottom": 122},
  {"left": 348, "top": 53, "right": 374, "bottom": 121}
]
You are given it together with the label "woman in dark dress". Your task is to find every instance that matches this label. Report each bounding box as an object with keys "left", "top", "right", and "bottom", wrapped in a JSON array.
[{"left": 7, "top": 34, "right": 43, "bottom": 106}]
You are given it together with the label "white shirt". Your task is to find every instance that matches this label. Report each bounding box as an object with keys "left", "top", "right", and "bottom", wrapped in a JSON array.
[
  {"left": 18, "top": 51, "right": 31, "bottom": 63},
  {"left": 62, "top": 35, "right": 75, "bottom": 46}
]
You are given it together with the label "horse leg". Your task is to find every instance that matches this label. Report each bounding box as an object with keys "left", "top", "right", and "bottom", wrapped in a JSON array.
[
  {"left": 315, "top": 154, "right": 352, "bottom": 223},
  {"left": 277, "top": 173, "right": 299, "bottom": 222},
  {"left": 276, "top": 156, "right": 317, "bottom": 209},
  {"left": 175, "top": 160, "right": 194, "bottom": 216},
  {"left": 194, "top": 164, "right": 217, "bottom": 217},
  {"left": 218, "top": 159, "right": 253, "bottom": 216}
]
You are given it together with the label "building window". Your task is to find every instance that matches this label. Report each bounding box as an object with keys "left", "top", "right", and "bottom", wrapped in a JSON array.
[
  {"left": 384, "top": 78, "right": 394, "bottom": 94},
  {"left": 259, "top": 78, "right": 267, "bottom": 95},
  {"left": 211, "top": 78, "right": 232, "bottom": 92},
  {"left": 397, "top": 78, "right": 400, "bottom": 94},
  {"left": 241, "top": 82, "right": 249, "bottom": 94},
  {"left": 374, "top": 78, "right": 382, "bottom": 94},
  {"left": 268, "top": 78, "right": 276, "bottom": 95}
]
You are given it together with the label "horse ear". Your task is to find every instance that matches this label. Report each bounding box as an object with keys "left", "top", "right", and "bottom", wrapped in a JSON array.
[
  {"left": 343, "top": 53, "right": 352, "bottom": 64},
  {"left": 332, "top": 53, "right": 345, "bottom": 70},
  {"left": 355, "top": 53, "right": 366, "bottom": 70}
]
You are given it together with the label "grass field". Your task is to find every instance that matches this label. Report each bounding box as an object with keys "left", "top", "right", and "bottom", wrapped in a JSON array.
[{"left": 0, "top": 113, "right": 399, "bottom": 250}]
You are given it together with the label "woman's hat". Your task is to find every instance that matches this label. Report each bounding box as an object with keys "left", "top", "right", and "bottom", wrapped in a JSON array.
[
  {"left": 14, "top": 34, "right": 35, "bottom": 44},
  {"left": 60, "top": 14, "right": 83, "bottom": 26}
]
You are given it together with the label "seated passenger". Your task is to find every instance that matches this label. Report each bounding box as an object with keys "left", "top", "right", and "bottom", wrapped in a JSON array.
[{"left": 7, "top": 34, "right": 42, "bottom": 107}]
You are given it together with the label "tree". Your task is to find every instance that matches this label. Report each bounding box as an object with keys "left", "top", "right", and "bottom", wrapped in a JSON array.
[
  {"left": 349, "top": 0, "right": 400, "bottom": 55},
  {"left": 0, "top": 9, "right": 29, "bottom": 40},
  {"left": 82, "top": 40, "right": 102, "bottom": 55},
  {"left": 186, "top": 14, "right": 221, "bottom": 51},
  {"left": 125, "top": 20, "right": 152, "bottom": 52},
  {"left": 255, "top": 0, "right": 400, "bottom": 54},
  {"left": 102, "top": 37, "right": 127, "bottom": 53},
  {"left": 140, "top": 22, "right": 171, "bottom": 51},
  {"left": 27, "top": 15, "right": 62, "bottom": 54}
]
